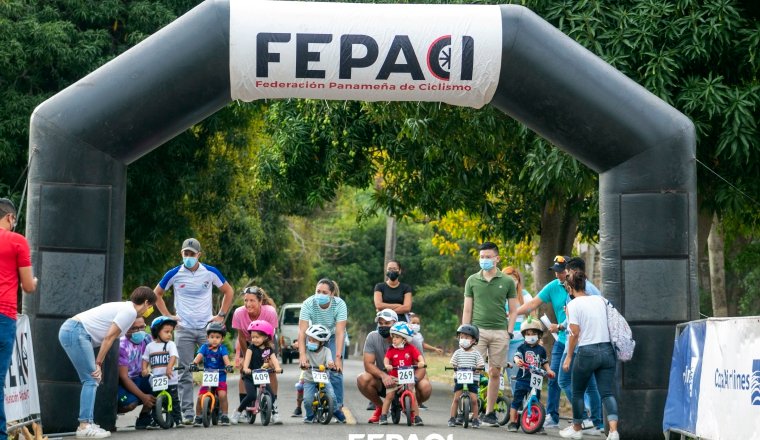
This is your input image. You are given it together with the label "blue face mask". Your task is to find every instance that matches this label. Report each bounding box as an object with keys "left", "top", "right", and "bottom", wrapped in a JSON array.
[
  {"left": 129, "top": 331, "right": 146, "bottom": 345},
  {"left": 315, "top": 293, "right": 330, "bottom": 305},
  {"left": 306, "top": 342, "right": 319, "bottom": 352},
  {"left": 183, "top": 256, "right": 198, "bottom": 269},
  {"left": 479, "top": 258, "right": 494, "bottom": 271}
]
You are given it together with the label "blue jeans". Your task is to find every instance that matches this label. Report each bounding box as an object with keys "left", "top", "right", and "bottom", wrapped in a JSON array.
[
  {"left": 326, "top": 336, "right": 343, "bottom": 409},
  {"left": 59, "top": 319, "right": 98, "bottom": 423},
  {"left": 559, "top": 350, "right": 603, "bottom": 427},
  {"left": 302, "top": 380, "right": 336, "bottom": 418},
  {"left": 0, "top": 315, "right": 16, "bottom": 439},
  {"left": 571, "top": 343, "right": 618, "bottom": 424},
  {"left": 546, "top": 340, "right": 564, "bottom": 423}
]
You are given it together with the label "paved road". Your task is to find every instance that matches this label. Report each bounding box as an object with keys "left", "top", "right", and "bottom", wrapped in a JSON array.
[{"left": 115, "top": 358, "right": 570, "bottom": 440}]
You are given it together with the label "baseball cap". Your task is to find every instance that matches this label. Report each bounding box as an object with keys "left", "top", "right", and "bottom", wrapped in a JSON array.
[
  {"left": 181, "top": 238, "right": 201, "bottom": 253},
  {"left": 548, "top": 255, "right": 568, "bottom": 272},
  {"left": 375, "top": 309, "right": 398, "bottom": 323}
]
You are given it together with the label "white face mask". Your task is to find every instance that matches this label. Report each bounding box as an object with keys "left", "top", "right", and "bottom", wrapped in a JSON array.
[
  {"left": 392, "top": 342, "right": 405, "bottom": 349},
  {"left": 525, "top": 335, "right": 539, "bottom": 345},
  {"left": 409, "top": 323, "right": 420, "bottom": 333},
  {"left": 459, "top": 338, "right": 472, "bottom": 349}
]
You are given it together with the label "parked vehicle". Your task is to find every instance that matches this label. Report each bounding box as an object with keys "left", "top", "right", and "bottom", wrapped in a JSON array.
[{"left": 277, "top": 303, "right": 349, "bottom": 363}]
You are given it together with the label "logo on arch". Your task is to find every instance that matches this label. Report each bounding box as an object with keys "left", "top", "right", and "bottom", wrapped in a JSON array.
[{"left": 752, "top": 359, "right": 760, "bottom": 405}]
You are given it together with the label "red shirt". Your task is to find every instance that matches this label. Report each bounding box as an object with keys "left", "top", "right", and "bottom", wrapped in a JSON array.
[
  {"left": 384, "top": 343, "right": 421, "bottom": 378},
  {"left": 0, "top": 229, "right": 31, "bottom": 320}
]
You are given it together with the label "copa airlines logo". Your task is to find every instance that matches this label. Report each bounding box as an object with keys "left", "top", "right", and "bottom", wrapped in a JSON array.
[
  {"left": 752, "top": 359, "right": 760, "bottom": 406},
  {"left": 714, "top": 359, "right": 760, "bottom": 406},
  {"left": 230, "top": 1, "right": 502, "bottom": 108}
]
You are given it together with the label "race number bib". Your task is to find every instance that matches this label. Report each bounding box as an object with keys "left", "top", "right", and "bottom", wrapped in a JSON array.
[
  {"left": 455, "top": 370, "right": 474, "bottom": 384},
  {"left": 530, "top": 373, "right": 543, "bottom": 389},
  {"left": 312, "top": 370, "right": 329, "bottom": 383},
  {"left": 499, "top": 373, "right": 505, "bottom": 389},
  {"left": 397, "top": 367, "right": 415, "bottom": 385},
  {"left": 252, "top": 370, "right": 270, "bottom": 384},
  {"left": 202, "top": 371, "right": 219, "bottom": 387},
  {"left": 151, "top": 375, "right": 168, "bottom": 391}
]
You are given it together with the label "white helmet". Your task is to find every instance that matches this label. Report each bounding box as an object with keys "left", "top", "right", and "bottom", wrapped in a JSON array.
[
  {"left": 305, "top": 324, "right": 331, "bottom": 342},
  {"left": 375, "top": 308, "right": 398, "bottom": 323},
  {"left": 390, "top": 322, "right": 414, "bottom": 341}
]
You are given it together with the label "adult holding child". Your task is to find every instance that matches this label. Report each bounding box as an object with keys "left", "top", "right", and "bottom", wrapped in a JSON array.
[
  {"left": 59, "top": 286, "right": 156, "bottom": 438},
  {"left": 153, "top": 238, "right": 234, "bottom": 426}
]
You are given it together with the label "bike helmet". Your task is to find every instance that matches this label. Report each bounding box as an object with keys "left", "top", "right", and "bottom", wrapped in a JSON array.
[
  {"left": 206, "top": 321, "right": 227, "bottom": 337},
  {"left": 374, "top": 308, "right": 398, "bottom": 323},
  {"left": 390, "top": 321, "right": 414, "bottom": 341},
  {"left": 150, "top": 316, "right": 178, "bottom": 338},
  {"left": 305, "top": 324, "right": 331, "bottom": 342},
  {"left": 456, "top": 324, "right": 480, "bottom": 343},
  {"left": 520, "top": 318, "right": 544, "bottom": 337},
  {"left": 247, "top": 319, "right": 274, "bottom": 339}
]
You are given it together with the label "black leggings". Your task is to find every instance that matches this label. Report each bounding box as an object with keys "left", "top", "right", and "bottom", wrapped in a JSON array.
[{"left": 237, "top": 377, "right": 276, "bottom": 412}]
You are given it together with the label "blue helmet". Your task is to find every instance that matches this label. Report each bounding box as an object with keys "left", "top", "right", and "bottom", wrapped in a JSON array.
[
  {"left": 150, "top": 316, "right": 177, "bottom": 338},
  {"left": 390, "top": 321, "right": 414, "bottom": 341}
]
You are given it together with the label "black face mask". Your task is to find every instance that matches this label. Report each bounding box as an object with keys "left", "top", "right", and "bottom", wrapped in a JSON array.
[
  {"left": 377, "top": 326, "right": 392, "bottom": 338},
  {"left": 386, "top": 271, "right": 400, "bottom": 281}
]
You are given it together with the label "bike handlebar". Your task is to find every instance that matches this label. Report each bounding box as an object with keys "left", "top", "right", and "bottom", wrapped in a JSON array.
[
  {"left": 444, "top": 367, "right": 486, "bottom": 371},
  {"left": 384, "top": 364, "right": 427, "bottom": 372},
  {"left": 300, "top": 365, "right": 338, "bottom": 372}
]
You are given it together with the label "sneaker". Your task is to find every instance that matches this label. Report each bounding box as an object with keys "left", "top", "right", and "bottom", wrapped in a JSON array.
[
  {"left": 448, "top": 417, "right": 457, "bottom": 427},
  {"left": 507, "top": 422, "right": 519, "bottom": 432},
  {"left": 182, "top": 416, "right": 194, "bottom": 426},
  {"left": 419, "top": 402, "right": 428, "bottom": 410},
  {"left": 368, "top": 407, "right": 382, "bottom": 423},
  {"left": 482, "top": 412, "right": 499, "bottom": 427},
  {"left": 220, "top": 414, "right": 230, "bottom": 426},
  {"left": 582, "top": 419, "right": 595, "bottom": 430},
  {"left": 413, "top": 415, "right": 424, "bottom": 426},
  {"left": 192, "top": 416, "right": 203, "bottom": 427},
  {"left": 271, "top": 411, "right": 282, "bottom": 425},
  {"left": 367, "top": 401, "right": 376, "bottom": 410},
  {"left": 471, "top": 418, "right": 481, "bottom": 429},
  {"left": 230, "top": 411, "right": 241, "bottom": 425},
  {"left": 606, "top": 431, "right": 619, "bottom": 440},
  {"left": 583, "top": 427, "right": 603, "bottom": 437},
  {"left": 76, "top": 424, "right": 111, "bottom": 438},
  {"left": 135, "top": 414, "right": 152, "bottom": 430},
  {"left": 303, "top": 415, "right": 315, "bottom": 423},
  {"left": 145, "top": 420, "right": 160, "bottom": 430},
  {"left": 543, "top": 417, "right": 560, "bottom": 429},
  {"left": 560, "top": 425, "right": 584, "bottom": 439},
  {"left": 292, "top": 406, "right": 303, "bottom": 417},
  {"left": 455, "top": 415, "right": 464, "bottom": 425},
  {"left": 378, "top": 414, "right": 388, "bottom": 425},
  {"left": 333, "top": 409, "right": 346, "bottom": 423}
]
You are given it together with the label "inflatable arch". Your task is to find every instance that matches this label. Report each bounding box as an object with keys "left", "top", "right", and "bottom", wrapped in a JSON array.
[{"left": 25, "top": 1, "right": 696, "bottom": 437}]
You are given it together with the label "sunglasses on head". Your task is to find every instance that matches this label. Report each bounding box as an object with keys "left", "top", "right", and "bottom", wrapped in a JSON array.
[{"left": 243, "top": 287, "right": 264, "bottom": 298}]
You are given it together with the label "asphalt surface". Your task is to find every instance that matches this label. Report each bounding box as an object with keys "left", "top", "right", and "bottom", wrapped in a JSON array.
[{"left": 115, "top": 358, "right": 574, "bottom": 440}]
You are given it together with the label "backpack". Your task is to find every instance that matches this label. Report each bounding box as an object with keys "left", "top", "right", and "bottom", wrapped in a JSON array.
[{"left": 602, "top": 297, "right": 636, "bottom": 362}]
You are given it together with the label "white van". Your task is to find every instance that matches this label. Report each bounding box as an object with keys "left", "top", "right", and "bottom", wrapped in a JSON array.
[{"left": 277, "top": 302, "right": 349, "bottom": 363}]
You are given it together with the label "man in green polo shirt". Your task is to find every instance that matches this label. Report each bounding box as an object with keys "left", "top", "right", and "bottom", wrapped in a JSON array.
[{"left": 462, "top": 241, "right": 517, "bottom": 427}]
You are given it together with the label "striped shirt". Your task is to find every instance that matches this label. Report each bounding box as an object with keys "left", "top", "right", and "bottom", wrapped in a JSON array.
[
  {"left": 450, "top": 348, "right": 485, "bottom": 369},
  {"left": 299, "top": 295, "right": 348, "bottom": 334}
]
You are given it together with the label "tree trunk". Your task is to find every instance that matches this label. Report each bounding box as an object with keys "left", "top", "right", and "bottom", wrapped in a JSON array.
[
  {"left": 708, "top": 213, "right": 728, "bottom": 317},
  {"left": 384, "top": 215, "right": 397, "bottom": 275},
  {"left": 696, "top": 200, "right": 713, "bottom": 295}
]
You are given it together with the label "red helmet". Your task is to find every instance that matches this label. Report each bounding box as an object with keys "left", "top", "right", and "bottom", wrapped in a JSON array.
[{"left": 248, "top": 320, "right": 274, "bottom": 339}]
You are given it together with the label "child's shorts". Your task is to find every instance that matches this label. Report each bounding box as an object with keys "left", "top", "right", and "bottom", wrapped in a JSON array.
[
  {"left": 510, "top": 380, "right": 541, "bottom": 410},
  {"left": 199, "top": 381, "right": 228, "bottom": 395},
  {"left": 453, "top": 381, "right": 479, "bottom": 394}
]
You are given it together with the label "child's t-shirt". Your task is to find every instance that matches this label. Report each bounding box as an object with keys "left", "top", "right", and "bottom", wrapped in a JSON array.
[
  {"left": 197, "top": 343, "right": 229, "bottom": 382},
  {"left": 143, "top": 340, "right": 180, "bottom": 385},
  {"left": 246, "top": 343, "right": 273, "bottom": 370},
  {"left": 384, "top": 343, "right": 421, "bottom": 378},
  {"left": 514, "top": 342, "right": 548, "bottom": 382},
  {"left": 303, "top": 346, "right": 334, "bottom": 383},
  {"left": 450, "top": 348, "right": 485, "bottom": 369}
]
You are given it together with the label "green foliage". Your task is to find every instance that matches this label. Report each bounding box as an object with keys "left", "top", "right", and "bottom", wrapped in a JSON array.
[{"left": 727, "top": 241, "right": 760, "bottom": 315}]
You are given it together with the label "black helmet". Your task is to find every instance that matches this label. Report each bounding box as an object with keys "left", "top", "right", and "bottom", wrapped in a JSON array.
[
  {"left": 150, "top": 316, "right": 177, "bottom": 338},
  {"left": 206, "top": 321, "right": 227, "bottom": 337},
  {"left": 456, "top": 324, "right": 479, "bottom": 343}
]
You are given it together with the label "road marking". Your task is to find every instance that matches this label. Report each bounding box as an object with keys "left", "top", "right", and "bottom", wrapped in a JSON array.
[{"left": 343, "top": 407, "right": 357, "bottom": 425}]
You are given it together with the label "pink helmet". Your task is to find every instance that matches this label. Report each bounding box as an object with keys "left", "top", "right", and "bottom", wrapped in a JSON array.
[{"left": 248, "top": 320, "right": 274, "bottom": 339}]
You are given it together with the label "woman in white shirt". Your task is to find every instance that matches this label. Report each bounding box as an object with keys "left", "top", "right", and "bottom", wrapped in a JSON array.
[
  {"left": 58, "top": 286, "right": 156, "bottom": 439},
  {"left": 559, "top": 270, "right": 619, "bottom": 440}
]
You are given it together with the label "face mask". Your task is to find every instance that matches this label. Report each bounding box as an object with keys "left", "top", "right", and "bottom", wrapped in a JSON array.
[
  {"left": 525, "top": 335, "right": 539, "bottom": 345},
  {"left": 479, "top": 258, "right": 494, "bottom": 271},
  {"left": 409, "top": 323, "right": 420, "bottom": 333},
  {"left": 386, "top": 271, "right": 400, "bottom": 281},
  {"left": 141, "top": 306, "right": 154, "bottom": 318},
  {"left": 183, "top": 256, "right": 197, "bottom": 269},
  {"left": 392, "top": 342, "right": 405, "bottom": 349},
  {"left": 315, "top": 293, "right": 330, "bottom": 305},
  {"left": 459, "top": 338, "right": 472, "bottom": 349},
  {"left": 377, "top": 326, "right": 391, "bottom": 338},
  {"left": 129, "top": 331, "right": 147, "bottom": 344},
  {"left": 306, "top": 342, "right": 319, "bottom": 351}
]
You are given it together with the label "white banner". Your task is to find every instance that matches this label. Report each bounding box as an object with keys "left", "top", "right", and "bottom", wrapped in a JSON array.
[
  {"left": 230, "top": 0, "right": 502, "bottom": 108},
  {"left": 4, "top": 315, "right": 41, "bottom": 422},
  {"left": 694, "top": 318, "right": 760, "bottom": 440}
]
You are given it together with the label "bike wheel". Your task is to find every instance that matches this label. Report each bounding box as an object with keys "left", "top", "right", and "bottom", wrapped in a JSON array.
[
  {"left": 153, "top": 394, "right": 173, "bottom": 429},
  {"left": 317, "top": 392, "right": 334, "bottom": 425},
  {"left": 201, "top": 396, "right": 212, "bottom": 428},
  {"left": 461, "top": 396, "right": 471, "bottom": 429},
  {"left": 260, "top": 393, "right": 272, "bottom": 426},
  {"left": 495, "top": 395, "right": 510, "bottom": 426},
  {"left": 390, "top": 396, "right": 401, "bottom": 424},
  {"left": 247, "top": 408, "right": 256, "bottom": 424},
  {"left": 520, "top": 401, "right": 546, "bottom": 434},
  {"left": 211, "top": 406, "right": 219, "bottom": 426},
  {"left": 403, "top": 394, "right": 413, "bottom": 427}
]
